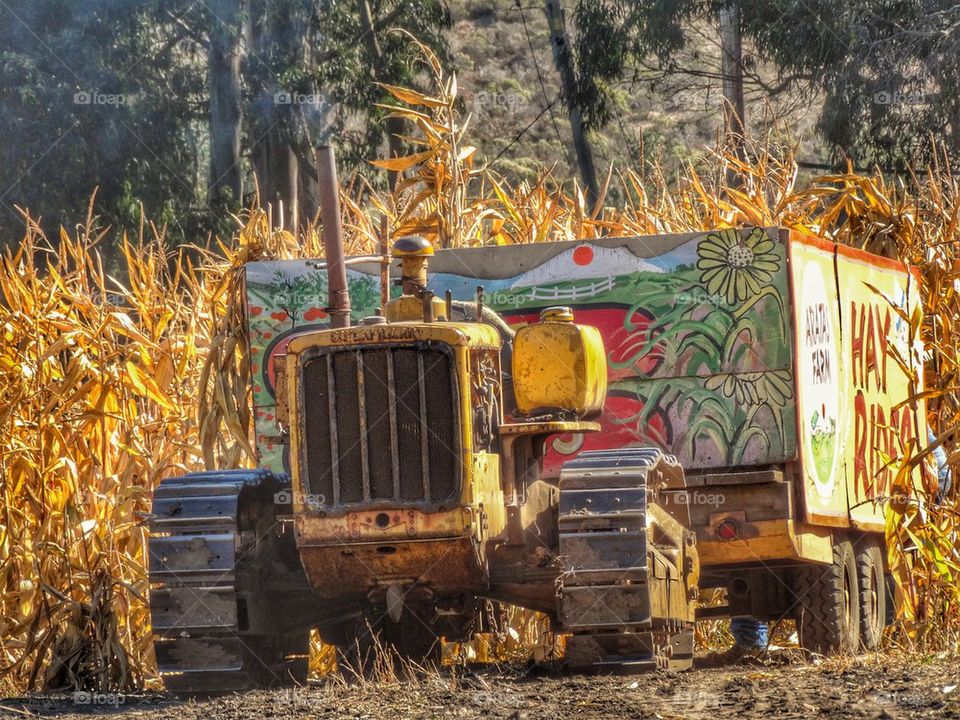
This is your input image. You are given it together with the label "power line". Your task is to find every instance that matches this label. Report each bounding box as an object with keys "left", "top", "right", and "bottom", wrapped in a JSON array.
[
  {"left": 612, "top": 101, "right": 642, "bottom": 170},
  {"left": 515, "top": 0, "right": 574, "bottom": 168},
  {"left": 492, "top": 96, "right": 561, "bottom": 165}
]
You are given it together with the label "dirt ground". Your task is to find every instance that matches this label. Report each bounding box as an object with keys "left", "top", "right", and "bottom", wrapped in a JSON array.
[{"left": 4, "top": 652, "right": 959, "bottom": 720}]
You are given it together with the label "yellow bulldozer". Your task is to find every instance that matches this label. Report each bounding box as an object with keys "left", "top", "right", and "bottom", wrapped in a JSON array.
[{"left": 147, "top": 150, "right": 699, "bottom": 692}]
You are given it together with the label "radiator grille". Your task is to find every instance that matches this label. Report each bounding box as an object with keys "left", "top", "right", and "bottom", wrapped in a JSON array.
[{"left": 301, "top": 344, "right": 460, "bottom": 508}]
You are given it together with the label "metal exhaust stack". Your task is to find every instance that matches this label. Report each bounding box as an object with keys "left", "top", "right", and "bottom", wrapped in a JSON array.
[{"left": 316, "top": 145, "right": 351, "bottom": 328}]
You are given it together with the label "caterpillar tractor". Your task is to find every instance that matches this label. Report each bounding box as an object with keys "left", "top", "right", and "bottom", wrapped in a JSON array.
[{"left": 148, "top": 160, "right": 699, "bottom": 691}]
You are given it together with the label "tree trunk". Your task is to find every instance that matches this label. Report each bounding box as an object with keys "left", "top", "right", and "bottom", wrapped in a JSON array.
[
  {"left": 299, "top": 152, "right": 320, "bottom": 228},
  {"left": 358, "top": 0, "right": 405, "bottom": 189},
  {"left": 719, "top": 2, "right": 746, "bottom": 159},
  {"left": 247, "top": 0, "right": 300, "bottom": 230},
  {"left": 207, "top": 0, "right": 244, "bottom": 206},
  {"left": 254, "top": 130, "right": 299, "bottom": 231},
  {"left": 545, "top": 0, "right": 599, "bottom": 209}
]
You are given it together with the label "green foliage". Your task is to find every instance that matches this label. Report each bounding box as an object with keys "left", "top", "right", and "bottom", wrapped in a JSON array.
[
  {"left": 312, "top": 0, "right": 452, "bottom": 175},
  {"left": 0, "top": 0, "right": 207, "bottom": 250},
  {"left": 567, "top": 0, "right": 960, "bottom": 168},
  {"left": 0, "top": 0, "right": 451, "bottom": 252},
  {"left": 743, "top": 0, "right": 960, "bottom": 169}
]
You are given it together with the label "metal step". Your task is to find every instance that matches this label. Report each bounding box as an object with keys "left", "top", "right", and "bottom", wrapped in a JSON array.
[
  {"left": 560, "top": 584, "right": 652, "bottom": 628},
  {"left": 558, "top": 515, "right": 646, "bottom": 532},
  {"left": 559, "top": 530, "right": 648, "bottom": 569},
  {"left": 149, "top": 533, "right": 237, "bottom": 575},
  {"left": 153, "top": 635, "right": 246, "bottom": 674},
  {"left": 153, "top": 481, "right": 256, "bottom": 499},
  {"left": 152, "top": 495, "right": 240, "bottom": 527},
  {"left": 559, "top": 486, "right": 648, "bottom": 515},
  {"left": 160, "top": 669, "right": 254, "bottom": 695},
  {"left": 153, "top": 633, "right": 253, "bottom": 693}
]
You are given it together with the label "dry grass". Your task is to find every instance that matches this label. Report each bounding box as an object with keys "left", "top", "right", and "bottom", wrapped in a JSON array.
[{"left": 0, "top": 41, "right": 957, "bottom": 692}]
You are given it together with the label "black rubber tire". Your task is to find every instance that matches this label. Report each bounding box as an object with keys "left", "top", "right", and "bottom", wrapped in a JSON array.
[
  {"left": 856, "top": 540, "right": 887, "bottom": 651},
  {"left": 794, "top": 537, "right": 860, "bottom": 655}
]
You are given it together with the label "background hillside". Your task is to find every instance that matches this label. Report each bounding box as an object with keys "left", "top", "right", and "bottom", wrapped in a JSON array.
[
  {"left": 0, "top": 0, "right": 950, "bottom": 248},
  {"left": 445, "top": 0, "right": 826, "bottom": 188}
]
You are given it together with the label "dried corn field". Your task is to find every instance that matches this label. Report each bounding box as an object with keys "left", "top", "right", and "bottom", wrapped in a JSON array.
[{"left": 1, "top": 45, "right": 959, "bottom": 694}]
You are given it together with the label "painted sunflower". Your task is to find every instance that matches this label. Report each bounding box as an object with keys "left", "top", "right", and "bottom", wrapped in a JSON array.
[
  {"left": 705, "top": 369, "right": 793, "bottom": 409},
  {"left": 696, "top": 228, "right": 780, "bottom": 305}
]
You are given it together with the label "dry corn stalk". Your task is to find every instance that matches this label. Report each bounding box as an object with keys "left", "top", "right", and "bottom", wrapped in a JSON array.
[{"left": 0, "top": 208, "right": 209, "bottom": 690}]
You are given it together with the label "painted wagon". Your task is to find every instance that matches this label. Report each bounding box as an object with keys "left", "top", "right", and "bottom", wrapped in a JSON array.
[{"left": 244, "top": 226, "right": 930, "bottom": 653}]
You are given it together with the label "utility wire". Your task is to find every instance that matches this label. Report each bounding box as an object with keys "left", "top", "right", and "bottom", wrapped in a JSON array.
[
  {"left": 492, "top": 97, "right": 561, "bottom": 165},
  {"left": 515, "top": 0, "right": 574, "bottom": 168},
  {"left": 612, "top": 101, "right": 642, "bottom": 170}
]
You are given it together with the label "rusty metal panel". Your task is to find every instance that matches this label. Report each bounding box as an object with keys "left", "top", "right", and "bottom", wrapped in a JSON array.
[{"left": 298, "top": 537, "right": 485, "bottom": 598}]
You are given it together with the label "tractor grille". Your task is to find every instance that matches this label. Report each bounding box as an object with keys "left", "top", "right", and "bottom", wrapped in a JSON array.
[{"left": 301, "top": 344, "right": 461, "bottom": 508}]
